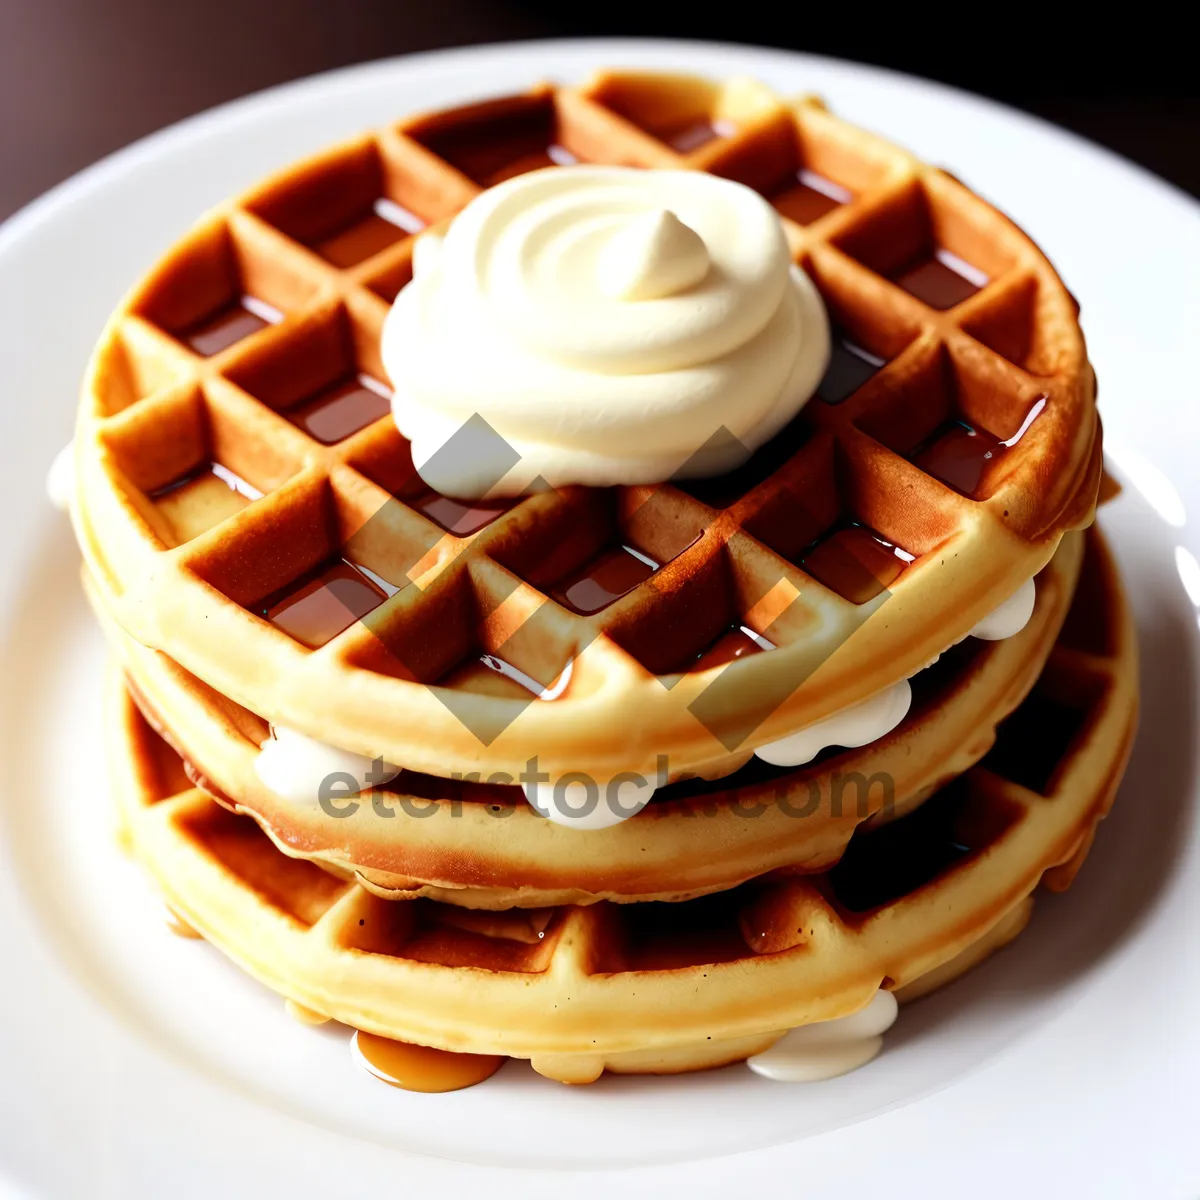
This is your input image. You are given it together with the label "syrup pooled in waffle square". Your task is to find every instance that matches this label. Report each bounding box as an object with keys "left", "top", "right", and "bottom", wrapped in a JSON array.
[
  {"left": 97, "top": 529, "right": 1083, "bottom": 908},
  {"left": 75, "top": 69, "right": 1102, "bottom": 786},
  {"left": 108, "top": 525, "right": 1136, "bottom": 1081}
]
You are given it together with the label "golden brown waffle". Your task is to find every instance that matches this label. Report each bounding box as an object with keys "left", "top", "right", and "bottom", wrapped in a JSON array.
[
  {"left": 72, "top": 69, "right": 1102, "bottom": 785},
  {"left": 108, "top": 527, "right": 1135, "bottom": 1082},
  {"left": 96, "top": 530, "right": 1083, "bottom": 908}
]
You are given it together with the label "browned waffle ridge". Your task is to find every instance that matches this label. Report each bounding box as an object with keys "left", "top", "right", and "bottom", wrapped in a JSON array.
[
  {"left": 75, "top": 69, "right": 1102, "bottom": 784},
  {"left": 108, "top": 526, "right": 1136, "bottom": 1082},
  {"left": 95, "top": 530, "right": 1084, "bottom": 908}
]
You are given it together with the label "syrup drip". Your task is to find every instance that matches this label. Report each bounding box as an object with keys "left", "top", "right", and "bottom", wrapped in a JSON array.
[
  {"left": 693, "top": 624, "right": 775, "bottom": 671},
  {"left": 164, "top": 907, "right": 202, "bottom": 939},
  {"left": 284, "top": 999, "right": 331, "bottom": 1026},
  {"left": 911, "top": 397, "right": 1045, "bottom": 499},
  {"left": 353, "top": 1030, "right": 504, "bottom": 1093}
]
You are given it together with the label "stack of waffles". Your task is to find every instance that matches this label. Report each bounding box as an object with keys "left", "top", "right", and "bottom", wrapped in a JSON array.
[{"left": 64, "top": 70, "right": 1137, "bottom": 1086}]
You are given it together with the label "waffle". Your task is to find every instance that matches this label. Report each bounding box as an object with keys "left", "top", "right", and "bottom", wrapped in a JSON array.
[
  {"left": 107, "top": 527, "right": 1136, "bottom": 1082},
  {"left": 96, "top": 530, "right": 1083, "bottom": 908},
  {"left": 72, "top": 69, "right": 1102, "bottom": 786}
]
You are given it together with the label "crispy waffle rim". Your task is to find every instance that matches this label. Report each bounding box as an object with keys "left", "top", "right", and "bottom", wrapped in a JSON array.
[
  {"left": 107, "top": 526, "right": 1136, "bottom": 1081},
  {"left": 96, "top": 530, "right": 1084, "bottom": 909},
  {"left": 72, "top": 68, "right": 1102, "bottom": 783}
]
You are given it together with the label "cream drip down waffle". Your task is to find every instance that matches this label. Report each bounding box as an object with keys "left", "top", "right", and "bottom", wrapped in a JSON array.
[
  {"left": 70, "top": 69, "right": 1102, "bottom": 794},
  {"left": 59, "top": 68, "right": 1136, "bottom": 1089},
  {"left": 107, "top": 525, "right": 1136, "bottom": 1083},
  {"left": 95, "top": 530, "right": 1082, "bottom": 907}
]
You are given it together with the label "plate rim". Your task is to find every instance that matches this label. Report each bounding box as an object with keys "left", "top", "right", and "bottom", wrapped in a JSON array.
[{"left": 1, "top": 36, "right": 1198, "bottom": 1200}]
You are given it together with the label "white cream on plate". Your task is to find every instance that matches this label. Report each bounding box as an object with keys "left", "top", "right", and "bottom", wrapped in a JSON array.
[
  {"left": 381, "top": 165, "right": 831, "bottom": 498},
  {"left": 747, "top": 988, "right": 899, "bottom": 1082}
]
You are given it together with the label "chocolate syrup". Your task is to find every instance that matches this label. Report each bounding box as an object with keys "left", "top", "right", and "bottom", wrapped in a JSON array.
[
  {"left": 552, "top": 544, "right": 659, "bottom": 615},
  {"left": 259, "top": 558, "right": 387, "bottom": 648},
  {"left": 801, "top": 523, "right": 913, "bottom": 605},
  {"left": 354, "top": 1031, "right": 504, "bottom": 1093},
  {"left": 315, "top": 198, "right": 424, "bottom": 269},
  {"left": 413, "top": 491, "right": 512, "bottom": 537},
  {"left": 828, "top": 776, "right": 1017, "bottom": 913},
  {"left": 181, "top": 295, "right": 281, "bottom": 357},
  {"left": 816, "top": 334, "right": 887, "bottom": 406},
  {"left": 771, "top": 168, "right": 852, "bottom": 226},
  {"left": 891, "top": 249, "right": 987, "bottom": 310},
  {"left": 289, "top": 374, "right": 392, "bottom": 445},
  {"left": 693, "top": 624, "right": 774, "bottom": 671}
]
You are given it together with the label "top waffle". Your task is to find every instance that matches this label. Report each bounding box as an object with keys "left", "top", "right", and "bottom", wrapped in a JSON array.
[{"left": 71, "top": 69, "right": 1102, "bottom": 783}]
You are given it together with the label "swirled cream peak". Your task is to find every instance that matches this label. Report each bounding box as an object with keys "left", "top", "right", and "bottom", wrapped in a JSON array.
[
  {"left": 597, "top": 208, "right": 710, "bottom": 300},
  {"left": 382, "top": 165, "right": 831, "bottom": 498}
]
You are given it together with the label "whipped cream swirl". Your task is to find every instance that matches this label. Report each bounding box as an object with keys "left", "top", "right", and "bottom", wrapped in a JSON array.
[{"left": 382, "top": 165, "right": 831, "bottom": 498}]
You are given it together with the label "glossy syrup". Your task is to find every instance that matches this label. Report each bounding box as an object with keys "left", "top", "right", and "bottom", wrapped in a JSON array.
[
  {"left": 414, "top": 102, "right": 578, "bottom": 187},
  {"left": 438, "top": 652, "right": 571, "bottom": 702},
  {"left": 259, "top": 558, "right": 387, "bottom": 648},
  {"left": 353, "top": 1031, "right": 504, "bottom": 1093},
  {"left": 667, "top": 117, "right": 737, "bottom": 154},
  {"left": 149, "top": 462, "right": 263, "bottom": 544},
  {"left": 413, "top": 491, "right": 512, "bottom": 537},
  {"left": 552, "top": 544, "right": 660, "bottom": 615},
  {"left": 314, "top": 198, "right": 425, "bottom": 268},
  {"left": 771, "top": 168, "right": 852, "bottom": 226},
  {"left": 891, "top": 248, "right": 988, "bottom": 310},
  {"left": 911, "top": 396, "right": 1046, "bottom": 499},
  {"left": 181, "top": 295, "right": 282, "bottom": 357},
  {"left": 801, "top": 522, "right": 914, "bottom": 605},
  {"left": 288, "top": 373, "right": 392, "bottom": 444},
  {"left": 693, "top": 624, "right": 775, "bottom": 671},
  {"left": 816, "top": 334, "right": 887, "bottom": 406}
]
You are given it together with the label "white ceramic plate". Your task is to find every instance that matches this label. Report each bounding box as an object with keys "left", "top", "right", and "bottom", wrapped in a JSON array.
[{"left": 1, "top": 38, "right": 1197, "bottom": 1200}]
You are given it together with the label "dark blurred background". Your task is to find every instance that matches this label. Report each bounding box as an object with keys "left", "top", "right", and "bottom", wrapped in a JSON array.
[{"left": 3, "top": 0, "right": 1197, "bottom": 221}]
